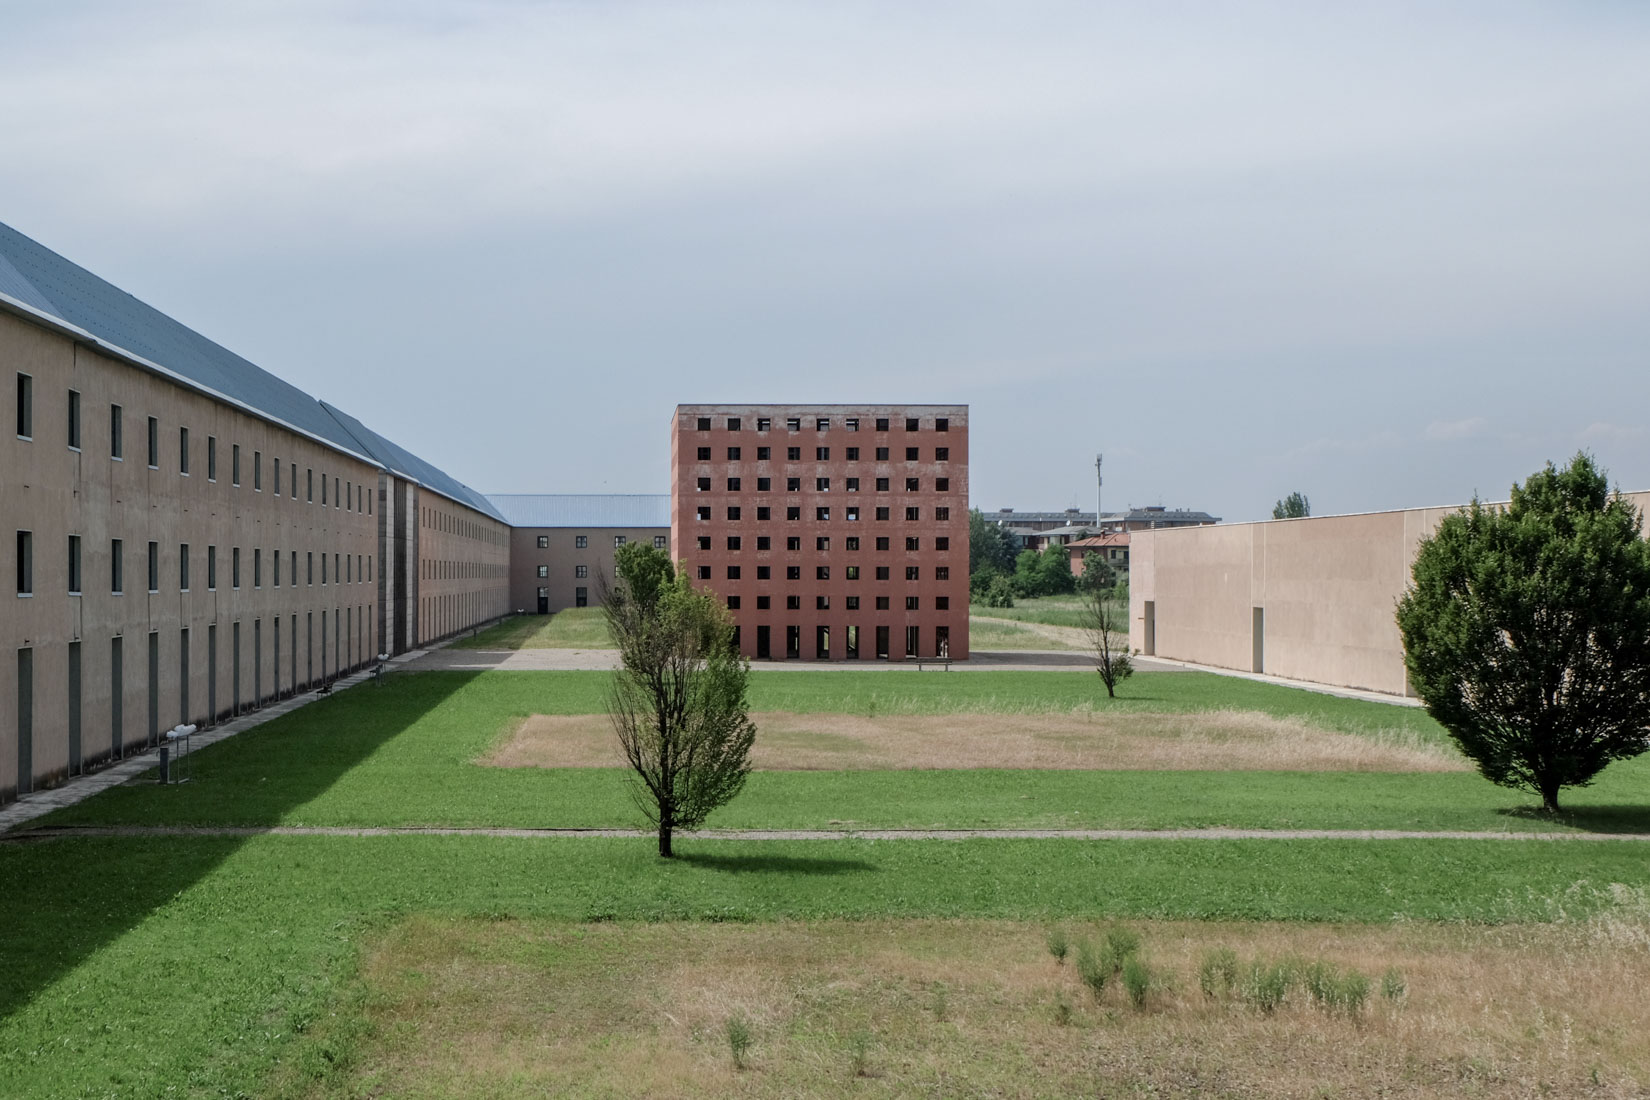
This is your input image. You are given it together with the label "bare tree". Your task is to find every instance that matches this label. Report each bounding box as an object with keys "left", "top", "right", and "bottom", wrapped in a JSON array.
[
  {"left": 1081, "top": 584, "right": 1134, "bottom": 698},
  {"left": 604, "top": 542, "right": 756, "bottom": 857}
]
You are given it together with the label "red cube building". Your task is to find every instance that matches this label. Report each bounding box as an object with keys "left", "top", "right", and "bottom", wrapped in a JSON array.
[{"left": 671, "top": 405, "right": 969, "bottom": 661}]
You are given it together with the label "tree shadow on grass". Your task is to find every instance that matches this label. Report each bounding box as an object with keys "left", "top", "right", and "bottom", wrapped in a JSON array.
[
  {"left": 1496, "top": 804, "right": 1650, "bottom": 834},
  {"left": 676, "top": 851, "right": 877, "bottom": 875}
]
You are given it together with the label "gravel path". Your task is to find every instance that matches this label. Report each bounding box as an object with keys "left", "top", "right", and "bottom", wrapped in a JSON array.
[{"left": 9, "top": 825, "right": 1646, "bottom": 842}]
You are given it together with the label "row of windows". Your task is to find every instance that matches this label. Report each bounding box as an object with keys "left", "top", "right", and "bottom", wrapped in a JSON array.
[
  {"left": 421, "top": 559, "right": 507, "bottom": 580},
  {"left": 533, "top": 535, "right": 669, "bottom": 550},
  {"left": 13, "top": 531, "right": 370, "bottom": 596},
  {"left": 695, "top": 445, "right": 952, "bottom": 462},
  {"left": 422, "top": 506, "right": 506, "bottom": 546},
  {"left": 694, "top": 415, "right": 951, "bottom": 433},
  {"left": 725, "top": 594, "right": 950, "bottom": 611},
  {"left": 696, "top": 535, "right": 951, "bottom": 553},
  {"left": 695, "top": 503, "right": 955, "bottom": 526},
  {"left": 696, "top": 476, "right": 951, "bottom": 493},
  {"left": 749, "top": 623, "right": 950, "bottom": 660},
  {"left": 11, "top": 374, "right": 371, "bottom": 514}
]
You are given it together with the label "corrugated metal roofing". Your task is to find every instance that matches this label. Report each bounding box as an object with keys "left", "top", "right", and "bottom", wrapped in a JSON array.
[
  {"left": 485, "top": 494, "right": 671, "bottom": 529},
  {"left": 0, "top": 219, "right": 501, "bottom": 521}
]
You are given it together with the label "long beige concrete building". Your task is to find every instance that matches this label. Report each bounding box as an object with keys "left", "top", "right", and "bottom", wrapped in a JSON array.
[
  {"left": 1, "top": 221, "right": 509, "bottom": 802},
  {"left": 1129, "top": 490, "right": 1650, "bottom": 697},
  {"left": 487, "top": 494, "right": 669, "bottom": 614}
]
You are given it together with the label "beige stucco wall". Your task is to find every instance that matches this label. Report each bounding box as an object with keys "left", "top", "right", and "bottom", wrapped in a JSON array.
[
  {"left": 414, "top": 494, "right": 510, "bottom": 646},
  {"left": 1, "top": 310, "right": 382, "bottom": 798},
  {"left": 506, "top": 527, "right": 668, "bottom": 614},
  {"left": 1130, "top": 491, "right": 1650, "bottom": 696}
]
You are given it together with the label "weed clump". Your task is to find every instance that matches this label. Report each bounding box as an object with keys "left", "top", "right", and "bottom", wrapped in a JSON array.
[
  {"left": 1199, "top": 947, "right": 1239, "bottom": 999},
  {"left": 846, "top": 1031, "right": 873, "bottom": 1078},
  {"left": 1381, "top": 967, "right": 1407, "bottom": 1003},
  {"left": 1104, "top": 926, "right": 1141, "bottom": 965},
  {"left": 930, "top": 982, "right": 949, "bottom": 1022},
  {"left": 1046, "top": 927, "right": 1070, "bottom": 965},
  {"left": 1241, "top": 960, "right": 1292, "bottom": 1014},
  {"left": 725, "top": 1014, "right": 752, "bottom": 1069},
  {"left": 1075, "top": 940, "right": 1108, "bottom": 1000},
  {"left": 1053, "top": 987, "right": 1074, "bottom": 1026},
  {"left": 1121, "top": 955, "right": 1152, "bottom": 1009}
]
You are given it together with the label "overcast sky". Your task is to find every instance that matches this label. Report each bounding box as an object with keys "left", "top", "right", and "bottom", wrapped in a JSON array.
[{"left": 3, "top": 1, "right": 1647, "bottom": 521}]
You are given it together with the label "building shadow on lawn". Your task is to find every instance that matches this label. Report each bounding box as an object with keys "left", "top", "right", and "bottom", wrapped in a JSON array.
[
  {"left": 0, "top": 670, "right": 481, "bottom": 1021},
  {"left": 676, "top": 850, "right": 878, "bottom": 876},
  {"left": 1497, "top": 804, "right": 1650, "bottom": 834}
]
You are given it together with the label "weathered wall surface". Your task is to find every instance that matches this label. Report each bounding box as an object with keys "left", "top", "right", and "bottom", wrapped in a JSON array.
[
  {"left": 506, "top": 527, "right": 668, "bottom": 613},
  {"left": 1130, "top": 491, "right": 1650, "bottom": 696}
]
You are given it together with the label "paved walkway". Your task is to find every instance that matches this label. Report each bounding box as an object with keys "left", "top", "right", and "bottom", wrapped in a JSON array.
[{"left": 8, "top": 824, "right": 1643, "bottom": 843}]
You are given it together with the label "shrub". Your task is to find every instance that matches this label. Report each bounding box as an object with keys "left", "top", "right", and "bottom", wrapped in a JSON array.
[
  {"left": 1053, "top": 987, "right": 1074, "bottom": 1026},
  {"left": 930, "top": 982, "right": 949, "bottom": 1022},
  {"left": 1241, "top": 961, "right": 1291, "bottom": 1013},
  {"left": 982, "top": 575, "right": 1016, "bottom": 608},
  {"left": 1199, "top": 947, "right": 1239, "bottom": 999},
  {"left": 1336, "top": 969, "right": 1371, "bottom": 1016},
  {"left": 1046, "top": 927, "right": 1070, "bottom": 965},
  {"left": 1303, "top": 961, "right": 1335, "bottom": 1007},
  {"left": 846, "top": 1031, "right": 873, "bottom": 1078},
  {"left": 1381, "top": 967, "right": 1407, "bottom": 1003},
  {"left": 1075, "top": 940, "right": 1108, "bottom": 1000},
  {"left": 725, "top": 1014, "right": 752, "bottom": 1069},
  {"left": 1121, "top": 956, "right": 1151, "bottom": 1009},
  {"left": 1104, "top": 926, "right": 1141, "bottom": 969}
]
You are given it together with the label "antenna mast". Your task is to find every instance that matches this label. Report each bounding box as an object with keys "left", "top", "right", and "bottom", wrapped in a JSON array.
[{"left": 1095, "top": 453, "right": 1103, "bottom": 532}]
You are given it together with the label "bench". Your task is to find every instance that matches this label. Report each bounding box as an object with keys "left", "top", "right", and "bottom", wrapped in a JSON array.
[{"left": 915, "top": 658, "right": 953, "bottom": 671}]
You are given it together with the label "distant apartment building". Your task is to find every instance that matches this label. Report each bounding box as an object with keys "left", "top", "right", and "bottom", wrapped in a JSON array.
[
  {"left": 671, "top": 405, "right": 969, "bottom": 661},
  {"left": 488, "top": 494, "right": 669, "bottom": 614}
]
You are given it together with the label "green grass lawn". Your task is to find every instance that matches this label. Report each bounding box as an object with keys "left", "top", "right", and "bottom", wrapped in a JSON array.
[
  {"left": 451, "top": 608, "right": 613, "bottom": 649},
  {"left": 970, "top": 594, "right": 1120, "bottom": 630},
  {"left": 963, "top": 617, "right": 1079, "bottom": 650},
  {"left": 35, "top": 670, "right": 1650, "bottom": 834},
  {"left": 2, "top": 832, "right": 1647, "bottom": 1097}
]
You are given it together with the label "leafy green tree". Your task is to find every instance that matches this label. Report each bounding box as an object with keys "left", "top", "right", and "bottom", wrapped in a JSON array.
[
  {"left": 604, "top": 542, "right": 757, "bottom": 856},
  {"left": 981, "top": 574, "right": 1016, "bottom": 608},
  {"left": 1038, "top": 543, "right": 1077, "bottom": 595},
  {"left": 1272, "top": 492, "right": 1310, "bottom": 519},
  {"left": 1076, "top": 552, "right": 1117, "bottom": 595},
  {"left": 1395, "top": 454, "right": 1650, "bottom": 813},
  {"left": 969, "top": 509, "right": 1016, "bottom": 576}
]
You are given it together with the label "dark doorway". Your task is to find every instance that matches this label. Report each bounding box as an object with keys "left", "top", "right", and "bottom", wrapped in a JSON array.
[
  {"left": 786, "top": 624, "right": 801, "bottom": 659},
  {"left": 845, "top": 625, "right": 858, "bottom": 659},
  {"left": 110, "top": 636, "right": 123, "bottom": 758},
  {"left": 905, "top": 625, "right": 919, "bottom": 659},
  {"left": 68, "top": 641, "right": 81, "bottom": 775},
  {"left": 756, "top": 625, "right": 771, "bottom": 659},
  {"left": 815, "top": 625, "right": 830, "bottom": 660},
  {"left": 16, "top": 648, "right": 33, "bottom": 795},
  {"left": 875, "top": 625, "right": 890, "bottom": 660}
]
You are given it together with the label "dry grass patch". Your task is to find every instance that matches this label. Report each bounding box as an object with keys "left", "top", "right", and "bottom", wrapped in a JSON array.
[
  {"left": 309, "top": 913, "right": 1650, "bottom": 1099},
  {"left": 485, "top": 708, "right": 1465, "bottom": 772}
]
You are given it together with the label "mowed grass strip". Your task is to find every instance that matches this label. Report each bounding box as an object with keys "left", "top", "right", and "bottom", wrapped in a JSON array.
[
  {"left": 3, "top": 835, "right": 1649, "bottom": 1098},
  {"left": 36, "top": 670, "right": 1650, "bottom": 832},
  {"left": 292, "top": 915, "right": 1650, "bottom": 1099},
  {"left": 452, "top": 609, "right": 613, "bottom": 650},
  {"left": 965, "top": 617, "right": 1081, "bottom": 650},
  {"left": 969, "top": 594, "right": 1108, "bottom": 630}
]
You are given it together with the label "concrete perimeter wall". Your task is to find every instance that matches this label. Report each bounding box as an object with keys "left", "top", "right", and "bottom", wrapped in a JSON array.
[{"left": 1130, "top": 491, "right": 1650, "bottom": 697}]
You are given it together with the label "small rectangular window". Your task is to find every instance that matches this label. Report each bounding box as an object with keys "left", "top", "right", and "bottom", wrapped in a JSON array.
[
  {"left": 757, "top": 594, "right": 771, "bottom": 609},
  {"left": 727, "top": 565, "right": 741, "bottom": 579},
  {"left": 696, "top": 477, "right": 711, "bottom": 491},
  {"left": 538, "top": 564, "right": 550, "bottom": 578},
  {"left": 787, "top": 447, "right": 801, "bottom": 461},
  {"left": 846, "top": 595, "right": 861, "bottom": 610},
  {"left": 537, "top": 535, "right": 549, "bottom": 548},
  {"left": 786, "top": 506, "right": 801, "bottom": 521},
  {"left": 574, "top": 564, "right": 588, "bottom": 578},
  {"left": 936, "top": 417, "right": 949, "bottom": 431},
  {"left": 787, "top": 595, "right": 801, "bottom": 610},
  {"left": 232, "top": 547, "right": 241, "bottom": 589},
  {"left": 846, "top": 478, "right": 859, "bottom": 492},
  {"left": 845, "top": 447, "right": 859, "bottom": 461},
  {"left": 697, "top": 565, "right": 712, "bottom": 580},
  {"left": 816, "top": 566, "right": 830, "bottom": 580},
  {"left": 756, "top": 536, "right": 771, "bottom": 550},
  {"left": 906, "top": 417, "right": 919, "bottom": 431},
  {"left": 291, "top": 462, "right": 297, "bottom": 497},
  {"left": 816, "top": 447, "right": 829, "bottom": 461},
  {"left": 68, "top": 535, "right": 81, "bottom": 594},
  {"left": 110, "top": 539, "right": 123, "bottom": 594},
  {"left": 816, "top": 418, "right": 829, "bottom": 431},
  {"left": 906, "top": 565, "right": 920, "bottom": 581},
  {"left": 575, "top": 535, "right": 588, "bottom": 548},
  {"left": 905, "top": 507, "right": 920, "bottom": 521},
  {"left": 727, "top": 477, "right": 742, "bottom": 491},
  {"left": 615, "top": 535, "right": 627, "bottom": 547},
  {"left": 15, "top": 530, "right": 32, "bottom": 594},
  {"left": 816, "top": 595, "right": 830, "bottom": 610},
  {"left": 307, "top": 469, "right": 313, "bottom": 502},
  {"left": 875, "top": 417, "right": 889, "bottom": 431},
  {"left": 274, "top": 550, "right": 281, "bottom": 586},
  {"left": 757, "top": 566, "right": 771, "bottom": 580},
  {"left": 254, "top": 451, "right": 262, "bottom": 490},
  {"left": 232, "top": 444, "right": 241, "bottom": 486},
  {"left": 815, "top": 507, "right": 830, "bottom": 521},
  {"left": 697, "top": 446, "right": 712, "bottom": 460},
  {"left": 728, "top": 536, "right": 742, "bottom": 551},
  {"left": 654, "top": 535, "right": 668, "bottom": 549},
  {"left": 757, "top": 506, "right": 771, "bottom": 520},
  {"left": 207, "top": 437, "right": 217, "bottom": 480},
  {"left": 876, "top": 449, "right": 889, "bottom": 462},
  {"left": 178, "top": 543, "right": 189, "bottom": 591},
  {"left": 905, "top": 447, "right": 919, "bottom": 461},
  {"left": 696, "top": 416, "right": 712, "bottom": 431},
  {"left": 875, "top": 507, "right": 890, "bottom": 521},
  {"left": 727, "top": 446, "right": 741, "bottom": 460},
  {"left": 787, "top": 565, "right": 801, "bottom": 580},
  {"left": 936, "top": 537, "right": 951, "bottom": 551},
  {"left": 208, "top": 545, "right": 217, "bottom": 590},
  {"left": 786, "top": 477, "right": 801, "bottom": 492},
  {"left": 727, "top": 594, "right": 741, "bottom": 609},
  {"left": 697, "top": 506, "right": 711, "bottom": 521},
  {"left": 816, "top": 477, "right": 830, "bottom": 492},
  {"left": 905, "top": 477, "right": 920, "bottom": 492},
  {"left": 936, "top": 478, "right": 950, "bottom": 492},
  {"left": 876, "top": 596, "right": 890, "bottom": 610},
  {"left": 936, "top": 566, "right": 950, "bottom": 581},
  {"left": 110, "top": 405, "right": 122, "bottom": 458},
  {"left": 14, "top": 373, "right": 31, "bottom": 438},
  {"left": 786, "top": 417, "right": 801, "bottom": 431},
  {"left": 906, "top": 537, "right": 921, "bottom": 551},
  {"left": 876, "top": 537, "right": 890, "bottom": 551},
  {"left": 906, "top": 595, "right": 920, "bottom": 610},
  {"left": 845, "top": 536, "right": 860, "bottom": 551},
  {"left": 147, "top": 417, "right": 159, "bottom": 467},
  {"left": 254, "top": 548, "right": 262, "bottom": 588},
  {"left": 757, "top": 477, "right": 772, "bottom": 491},
  {"left": 787, "top": 536, "right": 802, "bottom": 551},
  {"left": 727, "top": 506, "right": 742, "bottom": 520},
  {"left": 756, "top": 446, "right": 770, "bottom": 460},
  {"left": 935, "top": 447, "right": 949, "bottom": 461},
  {"left": 816, "top": 537, "right": 830, "bottom": 551},
  {"left": 936, "top": 507, "right": 950, "bottom": 521},
  {"left": 757, "top": 417, "right": 771, "bottom": 432},
  {"left": 273, "top": 457, "right": 281, "bottom": 496},
  {"left": 147, "top": 541, "right": 159, "bottom": 593},
  {"left": 698, "top": 536, "right": 712, "bottom": 551},
  {"left": 845, "top": 418, "right": 859, "bottom": 431},
  {"left": 67, "top": 390, "right": 81, "bottom": 449},
  {"left": 876, "top": 566, "right": 890, "bottom": 580},
  {"left": 727, "top": 417, "right": 741, "bottom": 431},
  {"left": 846, "top": 565, "right": 860, "bottom": 580},
  {"left": 936, "top": 596, "right": 950, "bottom": 610}
]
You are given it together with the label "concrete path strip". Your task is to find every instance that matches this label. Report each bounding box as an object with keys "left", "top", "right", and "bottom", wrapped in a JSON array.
[{"left": 8, "top": 825, "right": 1648, "bottom": 842}]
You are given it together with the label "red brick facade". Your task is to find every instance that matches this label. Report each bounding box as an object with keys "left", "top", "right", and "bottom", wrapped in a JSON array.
[{"left": 671, "top": 405, "right": 969, "bottom": 661}]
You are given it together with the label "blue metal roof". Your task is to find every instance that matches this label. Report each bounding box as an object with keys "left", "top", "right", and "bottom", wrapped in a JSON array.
[
  {"left": 0, "top": 219, "right": 501, "bottom": 522},
  {"left": 485, "top": 494, "right": 671, "bottom": 529}
]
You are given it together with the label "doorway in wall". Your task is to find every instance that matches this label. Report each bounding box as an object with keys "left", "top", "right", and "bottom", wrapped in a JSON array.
[{"left": 1251, "top": 607, "right": 1265, "bottom": 674}]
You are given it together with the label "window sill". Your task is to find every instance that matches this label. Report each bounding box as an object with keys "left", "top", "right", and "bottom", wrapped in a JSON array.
[{"left": 16, "top": 592, "right": 33, "bottom": 598}]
